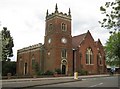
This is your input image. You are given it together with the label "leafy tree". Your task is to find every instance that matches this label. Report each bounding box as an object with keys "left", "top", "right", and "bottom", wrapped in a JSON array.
[
  {"left": 99, "top": 0, "right": 120, "bottom": 67},
  {"left": 105, "top": 32, "right": 120, "bottom": 67},
  {"left": 1, "top": 27, "right": 15, "bottom": 76},
  {"left": 32, "top": 61, "right": 40, "bottom": 75},
  {"left": 99, "top": 0, "right": 120, "bottom": 33},
  {"left": 2, "top": 61, "right": 16, "bottom": 76},
  {"left": 1, "top": 27, "right": 14, "bottom": 61}
]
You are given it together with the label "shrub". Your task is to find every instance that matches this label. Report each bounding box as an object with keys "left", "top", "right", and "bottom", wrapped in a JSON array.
[
  {"left": 36, "top": 70, "right": 44, "bottom": 76},
  {"left": 79, "top": 69, "right": 88, "bottom": 75},
  {"left": 2, "top": 61, "right": 16, "bottom": 76},
  {"left": 44, "top": 70, "right": 53, "bottom": 75},
  {"left": 55, "top": 69, "right": 61, "bottom": 74}
]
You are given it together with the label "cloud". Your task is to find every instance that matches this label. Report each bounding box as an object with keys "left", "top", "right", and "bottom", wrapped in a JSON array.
[{"left": 0, "top": 0, "right": 113, "bottom": 61}]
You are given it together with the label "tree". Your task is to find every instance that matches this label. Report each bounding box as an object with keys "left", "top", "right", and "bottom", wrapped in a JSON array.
[
  {"left": 32, "top": 61, "right": 40, "bottom": 76},
  {"left": 105, "top": 32, "right": 120, "bottom": 67},
  {"left": 99, "top": 0, "right": 120, "bottom": 67},
  {"left": 1, "top": 27, "right": 15, "bottom": 76},
  {"left": 2, "top": 61, "right": 16, "bottom": 76},
  {"left": 99, "top": 0, "right": 120, "bottom": 33},
  {"left": 1, "top": 27, "right": 14, "bottom": 61}
]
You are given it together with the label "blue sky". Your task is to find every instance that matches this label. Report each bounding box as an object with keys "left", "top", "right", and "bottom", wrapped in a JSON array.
[{"left": 0, "top": 0, "right": 113, "bottom": 61}]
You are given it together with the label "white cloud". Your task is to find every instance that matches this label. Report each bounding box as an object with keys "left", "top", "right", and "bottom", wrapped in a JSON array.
[{"left": 0, "top": 0, "right": 113, "bottom": 61}]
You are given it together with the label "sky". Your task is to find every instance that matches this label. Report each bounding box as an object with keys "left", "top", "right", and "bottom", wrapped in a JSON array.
[{"left": 0, "top": 0, "right": 113, "bottom": 61}]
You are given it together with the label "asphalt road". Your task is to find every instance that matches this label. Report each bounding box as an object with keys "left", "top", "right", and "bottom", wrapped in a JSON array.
[
  {"left": 36, "top": 76, "right": 119, "bottom": 88},
  {"left": 2, "top": 75, "right": 120, "bottom": 89}
]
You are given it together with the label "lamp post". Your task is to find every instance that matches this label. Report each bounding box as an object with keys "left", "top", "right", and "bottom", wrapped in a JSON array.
[
  {"left": 73, "top": 49, "right": 76, "bottom": 72},
  {"left": 73, "top": 48, "right": 78, "bottom": 79}
]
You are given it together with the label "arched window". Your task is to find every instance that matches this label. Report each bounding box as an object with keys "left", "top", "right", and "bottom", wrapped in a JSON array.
[
  {"left": 49, "top": 23, "right": 53, "bottom": 31},
  {"left": 32, "top": 56, "right": 35, "bottom": 69},
  {"left": 61, "top": 49, "right": 67, "bottom": 58},
  {"left": 61, "top": 23, "right": 67, "bottom": 31},
  {"left": 19, "top": 58, "right": 23, "bottom": 67},
  {"left": 86, "top": 48, "right": 93, "bottom": 64},
  {"left": 98, "top": 53, "right": 102, "bottom": 65}
]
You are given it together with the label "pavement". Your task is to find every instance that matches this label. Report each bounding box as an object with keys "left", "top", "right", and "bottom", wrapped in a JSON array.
[
  {"left": 2, "top": 74, "right": 110, "bottom": 82},
  {"left": 1, "top": 74, "right": 111, "bottom": 88}
]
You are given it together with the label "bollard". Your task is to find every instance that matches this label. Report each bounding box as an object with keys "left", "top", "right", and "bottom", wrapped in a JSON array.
[
  {"left": 74, "top": 72, "right": 78, "bottom": 79},
  {"left": 7, "top": 73, "right": 11, "bottom": 79}
]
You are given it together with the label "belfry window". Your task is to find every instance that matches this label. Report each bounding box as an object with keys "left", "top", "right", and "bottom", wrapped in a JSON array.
[
  {"left": 86, "top": 48, "right": 93, "bottom": 64},
  {"left": 61, "top": 23, "right": 67, "bottom": 31},
  {"left": 61, "top": 49, "right": 67, "bottom": 58},
  {"left": 49, "top": 23, "right": 53, "bottom": 31}
]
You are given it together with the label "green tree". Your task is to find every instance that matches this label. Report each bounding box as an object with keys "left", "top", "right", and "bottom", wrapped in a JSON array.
[
  {"left": 99, "top": 0, "right": 120, "bottom": 67},
  {"left": 105, "top": 32, "right": 120, "bottom": 67},
  {"left": 32, "top": 61, "right": 40, "bottom": 75},
  {"left": 99, "top": 0, "right": 120, "bottom": 33},
  {"left": 2, "top": 61, "right": 16, "bottom": 76},
  {"left": 1, "top": 27, "right": 14, "bottom": 61}
]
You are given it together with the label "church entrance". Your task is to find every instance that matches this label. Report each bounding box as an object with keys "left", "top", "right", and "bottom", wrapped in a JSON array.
[
  {"left": 61, "top": 59, "right": 67, "bottom": 75},
  {"left": 62, "top": 65, "right": 66, "bottom": 74}
]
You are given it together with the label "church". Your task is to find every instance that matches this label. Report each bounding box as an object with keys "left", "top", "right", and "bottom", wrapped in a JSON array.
[{"left": 16, "top": 4, "right": 106, "bottom": 76}]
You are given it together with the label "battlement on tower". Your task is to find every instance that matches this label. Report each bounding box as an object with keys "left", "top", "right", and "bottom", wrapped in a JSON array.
[
  {"left": 46, "top": 11, "right": 71, "bottom": 20},
  {"left": 46, "top": 4, "right": 71, "bottom": 20}
]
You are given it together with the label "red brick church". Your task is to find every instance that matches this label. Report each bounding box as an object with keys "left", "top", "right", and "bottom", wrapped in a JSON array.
[{"left": 16, "top": 4, "right": 106, "bottom": 76}]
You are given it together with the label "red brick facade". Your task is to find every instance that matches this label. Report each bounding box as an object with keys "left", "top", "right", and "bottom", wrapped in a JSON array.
[
  {"left": 17, "top": 4, "right": 106, "bottom": 76},
  {"left": 72, "top": 31, "right": 106, "bottom": 74},
  {"left": 16, "top": 43, "right": 44, "bottom": 75}
]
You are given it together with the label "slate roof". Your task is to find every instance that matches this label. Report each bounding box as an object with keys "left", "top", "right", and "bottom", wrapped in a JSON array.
[{"left": 72, "top": 33, "right": 87, "bottom": 48}]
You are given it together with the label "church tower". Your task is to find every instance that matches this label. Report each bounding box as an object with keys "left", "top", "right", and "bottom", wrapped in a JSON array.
[{"left": 44, "top": 4, "right": 73, "bottom": 75}]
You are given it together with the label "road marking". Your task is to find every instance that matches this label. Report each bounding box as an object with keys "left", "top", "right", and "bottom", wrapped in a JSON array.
[
  {"left": 82, "top": 79, "right": 87, "bottom": 80},
  {"left": 89, "top": 83, "right": 103, "bottom": 87},
  {"left": 82, "top": 78, "right": 97, "bottom": 81}
]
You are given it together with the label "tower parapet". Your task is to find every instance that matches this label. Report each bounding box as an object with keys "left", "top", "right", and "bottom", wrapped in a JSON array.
[{"left": 46, "top": 4, "right": 71, "bottom": 20}]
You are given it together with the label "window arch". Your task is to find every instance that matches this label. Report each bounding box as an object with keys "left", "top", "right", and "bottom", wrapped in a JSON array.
[
  {"left": 61, "top": 23, "right": 67, "bottom": 31},
  {"left": 98, "top": 53, "right": 102, "bottom": 65},
  {"left": 86, "top": 48, "right": 93, "bottom": 64}
]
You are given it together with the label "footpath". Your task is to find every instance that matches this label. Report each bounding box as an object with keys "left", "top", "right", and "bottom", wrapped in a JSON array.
[
  {"left": 2, "top": 74, "right": 110, "bottom": 82},
  {"left": 1, "top": 74, "right": 111, "bottom": 88}
]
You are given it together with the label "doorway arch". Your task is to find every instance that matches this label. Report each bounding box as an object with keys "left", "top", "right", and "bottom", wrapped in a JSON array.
[{"left": 61, "top": 59, "right": 68, "bottom": 75}]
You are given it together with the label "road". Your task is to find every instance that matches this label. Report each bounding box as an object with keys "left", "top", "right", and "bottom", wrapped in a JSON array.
[
  {"left": 2, "top": 75, "right": 120, "bottom": 89},
  {"left": 35, "top": 76, "right": 119, "bottom": 88}
]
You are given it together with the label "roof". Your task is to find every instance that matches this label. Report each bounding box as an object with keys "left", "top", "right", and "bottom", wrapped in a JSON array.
[
  {"left": 72, "top": 33, "right": 87, "bottom": 48},
  {"left": 17, "top": 43, "right": 42, "bottom": 53},
  {"left": 95, "top": 39, "right": 103, "bottom": 48}
]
